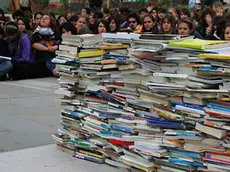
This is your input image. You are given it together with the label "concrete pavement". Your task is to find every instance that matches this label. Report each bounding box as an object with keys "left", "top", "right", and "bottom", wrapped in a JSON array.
[{"left": 0, "top": 78, "right": 60, "bottom": 152}]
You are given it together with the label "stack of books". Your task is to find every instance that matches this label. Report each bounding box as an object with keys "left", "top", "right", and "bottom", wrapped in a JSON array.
[{"left": 53, "top": 35, "right": 230, "bottom": 172}]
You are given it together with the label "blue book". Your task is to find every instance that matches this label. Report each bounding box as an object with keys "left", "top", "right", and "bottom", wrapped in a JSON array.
[
  {"left": 110, "top": 125, "right": 133, "bottom": 133},
  {"left": 168, "top": 158, "right": 204, "bottom": 167},
  {"left": 169, "top": 149, "right": 201, "bottom": 159},
  {"left": 207, "top": 103, "right": 230, "bottom": 113}
]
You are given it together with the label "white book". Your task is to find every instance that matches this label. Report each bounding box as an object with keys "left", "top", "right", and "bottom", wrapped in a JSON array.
[{"left": 195, "top": 122, "right": 227, "bottom": 139}]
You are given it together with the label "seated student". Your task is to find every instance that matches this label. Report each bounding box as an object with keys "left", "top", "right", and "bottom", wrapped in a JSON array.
[
  {"left": 177, "top": 18, "right": 203, "bottom": 39},
  {"left": 61, "top": 22, "right": 77, "bottom": 35},
  {"left": 122, "top": 13, "right": 142, "bottom": 33},
  {"left": 222, "top": 22, "right": 230, "bottom": 41},
  {"left": 0, "top": 28, "right": 12, "bottom": 80},
  {"left": 17, "top": 17, "right": 33, "bottom": 37},
  {"left": 206, "top": 16, "right": 223, "bottom": 40},
  {"left": 141, "top": 14, "right": 159, "bottom": 34},
  {"left": 160, "top": 15, "right": 177, "bottom": 34},
  {"left": 96, "top": 20, "right": 110, "bottom": 34},
  {"left": 32, "top": 13, "right": 61, "bottom": 76},
  {"left": 75, "top": 15, "right": 92, "bottom": 35},
  {"left": 180, "top": 8, "right": 191, "bottom": 19},
  {"left": 108, "top": 16, "right": 120, "bottom": 33}
]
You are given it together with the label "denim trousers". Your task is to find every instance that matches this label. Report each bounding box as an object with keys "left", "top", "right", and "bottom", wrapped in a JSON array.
[{"left": 0, "top": 60, "right": 13, "bottom": 76}]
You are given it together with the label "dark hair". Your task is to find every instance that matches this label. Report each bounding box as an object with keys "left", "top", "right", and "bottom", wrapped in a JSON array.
[
  {"left": 180, "top": 8, "right": 191, "bottom": 17},
  {"left": 139, "top": 8, "right": 148, "bottom": 14},
  {"left": 57, "top": 15, "right": 66, "bottom": 27},
  {"left": 222, "top": 22, "right": 230, "bottom": 40},
  {"left": 17, "top": 17, "right": 31, "bottom": 31},
  {"left": 96, "top": 19, "right": 109, "bottom": 34},
  {"left": 0, "top": 8, "right": 5, "bottom": 18},
  {"left": 152, "top": 7, "right": 158, "bottom": 12},
  {"left": 82, "top": 7, "right": 91, "bottom": 15},
  {"left": 103, "top": 7, "right": 110, "bottom": 15},
  {"left": 119, "top": 7, "right": 130, "bottom": 14},
  {"left": 161, "top": 14, "right": 176, "bottom": 33},
  {"left": 34, "top": 12, "right": 44, "bottom": 20},
  {"left": 62, "top": 22, "right": 77, "bottom": 35},
  {"left": 5, "top": 21, "right": 18, "bottom": 36},
  {"left": 158, "top": 8, "right": 166, "bottom": 14},
  {"left": 94, "top": 12, "right": 103, "bottom": 19},
  {"left": 178, "top": 18, "right": 194, "bottom": 30},
  {"left": 25, "top": 11, "right": 33, "bottom": 19},
  {"left": 70, "top": 15, "right": 78, "bottom": 23},
  {"left": 142, "top": 14, "right": 158, "bottom": 34},
  {"left": 199, "top": 7, "right": 214, "bottom": 27},
  {"left": 48, "top": 12, "right": 56, "bottom": 20},
  {"left": 128, "top": 13, "right": 141, "bottom": 25},
  {"left": 12, "top": 9, "right": 25, "bottom": 20},
  {"left": 64, "top": 11, "right": 72, "bottom": 20},
  {"left": 108, "top": 16, "right": 120, "bottom": 33},
  {"left": 0, "top": 27, "right": 4, "bottom": 35}
]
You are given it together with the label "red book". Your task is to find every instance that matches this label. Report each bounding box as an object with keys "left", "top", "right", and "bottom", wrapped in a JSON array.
[{"left": 109, "top": 139, "right": 134, "bottom": 146}]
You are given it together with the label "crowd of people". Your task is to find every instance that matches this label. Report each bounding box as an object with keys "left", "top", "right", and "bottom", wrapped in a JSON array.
[{"left": 0, "top": 2, "right": 229, "bottom": 81}]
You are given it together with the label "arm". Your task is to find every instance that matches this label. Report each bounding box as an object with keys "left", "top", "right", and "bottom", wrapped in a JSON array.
[
  {"left": 20, "top": 36, "right": 33, "bottom": 62},
  {"left": 32, "top": 43, "right": 49, "bottom": 51}
]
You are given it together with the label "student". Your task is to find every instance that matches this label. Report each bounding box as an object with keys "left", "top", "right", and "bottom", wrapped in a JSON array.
[
  {"left": 168, "top": 8, "right": 179, "bottom": 22},
  {"left": 151, "top": 7, "right": 158, "bottom": 20},
  {"left": 57, "top": 15, "right": 67, "bottom": 28},
  {"left": 197, "top": 7, "right": 214, "bottom": 38},
  {"left": 81, "top": 7, "right": 91, "bottom": 17},
  {"left": 0, "top": 27, "right": 12, "bottom": 80},
  {"left": 180, "top": 8, "right": 191, "bottom": 19},
  {"left": 125, "top": 13, "right": 143, "bottom": 33},
  {"left": 102, "top": 7, "right": 110, "bottom": 20},
  {"left": 64, "top": 11, "right": 72, "bottom": 22},
  {"left": 17, "top": 17, "right": 32, "bottom": 37},
  {"left": 139, "top": 8, "right": 148, "bottom": 20},
  {"left": 32, "top": 14, "right": 61, "bottom": 76},
  {"left": 141, "top": 15, "right": 158, "bottom": 34},
  {"left": 33, "top": 12, "right": 44, "bottom": 30},
  {"left": 61, "top": 22, "right": 77, "bottom": 35},
  {"left": 96, "top": 20, "right": 110, "bottom": 34},
  {"left": 108, "top": 16, "right": 120, "bottom": 33},
  {"left": 206, "top": 16, "right": 223, "bottom": 40},
  {"left": 223, "top": 22, "right": 230, "bottom": 41},
  {"left": 160, "top": 15, "right": 177, "bottom": 34},
  {"left": 177, "top": 18, "right": 203, "bottom": 39},
  {"left": 75, "top": 15, "right": 92, "bottom": 35},
  {"left": 119, "top": 7, "right": 130, "bottom": 29}
]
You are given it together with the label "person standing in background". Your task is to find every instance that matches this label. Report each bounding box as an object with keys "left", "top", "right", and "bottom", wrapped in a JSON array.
[{"left": 10, "top": 0, "right": 35, "bottom": 13}]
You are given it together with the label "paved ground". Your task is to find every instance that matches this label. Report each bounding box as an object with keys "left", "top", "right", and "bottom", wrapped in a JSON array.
[
  {"left": 0, "top": 144, "right": 118, "bottom": 172},
  {"left": 0, "top": 78, "right": 117, "bottom": 172},
  {"left": 0, "top": 78, "right": 60, "bottom": 152}
]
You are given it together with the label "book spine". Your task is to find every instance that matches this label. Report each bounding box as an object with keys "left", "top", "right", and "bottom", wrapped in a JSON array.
[{"left": 72, "top": 152, "right": 103, "bottom": 164}]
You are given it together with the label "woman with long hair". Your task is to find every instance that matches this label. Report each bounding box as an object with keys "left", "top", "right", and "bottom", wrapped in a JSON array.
[
  {"left": 141, "top": 15, "right": 158, "bottom": 34},
  {"left": 108, "top": 16, "right": 120, "bottom": 33},
  {"left": 160, "top": 15, "right": 177, "bottom": 34},
  {"left": 32, "top": 13, "right": 61, "bottom": 76}
]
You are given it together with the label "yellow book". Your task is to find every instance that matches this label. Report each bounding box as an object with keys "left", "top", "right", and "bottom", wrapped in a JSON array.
[
  {"left": 79, "top": 150, "right": 104, "bottom": 159},
  {"left": 78, "top": 50, "right": 103, "bottom": 58},
  {"left": 100, "top": 44, "right": 129, "bottom": 50},
  {"left": 169, "top": 39, "right": 229, "bottom": 50},
  {"left": 200, "top": 53, "right": 230, "bottom": 60}
]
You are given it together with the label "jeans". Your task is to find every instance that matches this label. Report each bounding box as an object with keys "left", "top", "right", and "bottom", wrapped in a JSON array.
[{"left": 0, "top": 60, "right": 13, "bottom": 76}]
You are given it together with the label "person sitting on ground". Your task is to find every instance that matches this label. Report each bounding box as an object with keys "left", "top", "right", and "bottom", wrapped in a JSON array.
[
  {"left": 96, "top": 20, "right": 110, "bottom": 34},
  {"left": 12, "top": 9, "right": 25, "bottom": 21},
  {"left": 0, "top": 27, "right": 12, "bottom": 80},
  {"left": 108, "top": 16, "right": 120, "bottom": 33},
  {"left": 32, "top": 12, "right": 44, "bottom": 31},
  {"left": 123, "top": 13, "right": 142, "bottom": 33},
  {"left": 141, "top": 14, "right": 159, "bottom": 34},
  {"left": 75, "top": 15, "right": 92, "bottom": 35},
  {"left": 32, "top": 14, "right": 61, "bottom": 77},
  {"left": 61, "top": 22, "right": 77, "bottom": 35},
  {"left": 177, "top": 18, "right": 203, "bottom": 39},
  {"left": 160, "top": 14, "right": 177, "bottom": 34},
  {"left": 17, "top": 17, "right": 33, "bottom": 37}
]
